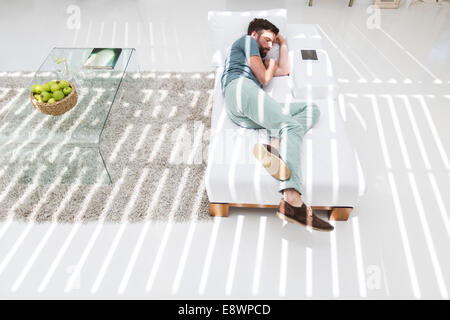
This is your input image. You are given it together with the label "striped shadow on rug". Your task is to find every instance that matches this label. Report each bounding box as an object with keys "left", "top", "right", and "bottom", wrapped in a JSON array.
[{"left": 0, "top": 72, "right": 215, "bottom": 223}]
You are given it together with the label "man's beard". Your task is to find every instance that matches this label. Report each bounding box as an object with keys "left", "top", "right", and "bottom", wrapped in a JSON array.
[{"left": 259, "top": 47, "right": 267, "bottom": 58}]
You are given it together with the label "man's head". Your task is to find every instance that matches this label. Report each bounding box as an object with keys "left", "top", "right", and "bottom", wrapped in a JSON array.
[{"left": 247, "top": 18, "right": 279, "bottom": 58}]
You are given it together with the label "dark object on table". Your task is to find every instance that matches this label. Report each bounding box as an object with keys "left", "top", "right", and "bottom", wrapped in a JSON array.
[{"left": 83, "top": 48, "right": 122, "bottom": 70}]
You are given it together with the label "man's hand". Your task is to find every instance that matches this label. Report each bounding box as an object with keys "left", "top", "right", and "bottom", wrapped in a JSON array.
[
  {"left": 275, "top": 34, "right": 286, "bottom": 45},
  {"left": 272, "top": 33, "right": 290, "bottom": 77}
]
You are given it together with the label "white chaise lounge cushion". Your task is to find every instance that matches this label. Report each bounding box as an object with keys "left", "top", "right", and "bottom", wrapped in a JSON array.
[
  {"left": 205, "top": 68, "right": 364, "bottom": 207},
  {"left": 290, "top": 49, "right": 339, "bottom": 100}
]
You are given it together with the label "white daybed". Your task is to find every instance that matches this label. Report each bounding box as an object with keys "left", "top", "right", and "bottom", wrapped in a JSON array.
[{"left": 205, "top": 9, "right": 365, "bottom": 221}]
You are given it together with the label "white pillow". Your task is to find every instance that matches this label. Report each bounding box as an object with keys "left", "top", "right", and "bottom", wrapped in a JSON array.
[
  {"left": 264, "top": 42, "right": 280, "bottom": 61},
  {"left": 207, "top": 8, "right": 287, "bottom": 67}
]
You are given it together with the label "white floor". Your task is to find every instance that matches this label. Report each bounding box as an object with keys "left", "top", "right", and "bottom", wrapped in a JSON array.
[{"left": 1, "top": 0, "right": 450, "bottom": 299}]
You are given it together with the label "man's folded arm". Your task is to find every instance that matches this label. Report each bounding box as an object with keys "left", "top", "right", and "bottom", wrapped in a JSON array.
[
  {"left": 273, "top": 35, "right": 290, "bottom": 76},
  {"left": 249, "top": 55, "right": 278, "bottom": 86}
]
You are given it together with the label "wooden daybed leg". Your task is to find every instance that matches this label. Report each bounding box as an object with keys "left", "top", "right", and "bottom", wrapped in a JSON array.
[
  {"left": 329, "top": 207, "right": 353, "bottom": 221},
  {"left": 209, "top": 203, "right": 230, "bottom": 217}
]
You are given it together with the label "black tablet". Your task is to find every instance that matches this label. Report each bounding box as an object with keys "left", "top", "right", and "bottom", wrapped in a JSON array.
[{"left": 301, "top": 50, "right": 318, "bottom": 61}]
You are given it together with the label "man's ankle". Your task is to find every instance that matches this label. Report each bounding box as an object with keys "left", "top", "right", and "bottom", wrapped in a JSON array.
[
  {"left": 285, "top": 198, "right": 303, "bottom": 207},
  {"left": 270, "top": 138, "right": 280, "bottom": 150},
  {"left": 283, "top": 189, "right": 303, "bottom": 207}
]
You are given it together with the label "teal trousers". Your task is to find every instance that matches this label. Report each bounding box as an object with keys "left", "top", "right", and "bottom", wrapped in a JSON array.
[{"left": 224, "top": 77, "right": 320, "bottom": 195}]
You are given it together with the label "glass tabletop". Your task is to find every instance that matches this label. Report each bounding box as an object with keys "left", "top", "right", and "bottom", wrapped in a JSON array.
[{"left": 0, "top": 47, "right": 136, "bottom": 185}]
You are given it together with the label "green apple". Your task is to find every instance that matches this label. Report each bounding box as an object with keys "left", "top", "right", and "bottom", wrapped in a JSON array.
[
  {"left": 59, "top": 80, "right": 70, "bottom": 89},
  {"left": 50, "top": 84, "right": 61, "bottom": 92},
  {"left": 41, "top": 83, "right": 50, "bottom": 92},
  {"left": 48, "top": 98, "right": 56, "bottom": 103},
  {"left": 40, "top": 91, "right": 51, "bottom": 102},
  {"left": 52, "top": 90, "right": 64, "bottom": 101},
  {"left": 63, "top": 86, "right": 72, "bottom": 95},
  {"left": 31, "top": 84, "right": 39, "bottom": 93},
  {"left": 48, "top": 81, "right": 57, "bottom": 87},
  {"left": 35, "top": 85, "right": 43, "bottom": 94}
]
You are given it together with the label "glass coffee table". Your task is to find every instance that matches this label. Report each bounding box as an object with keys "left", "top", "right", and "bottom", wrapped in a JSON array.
[{"left": 0, "top": 47, "right": 137, "bottom": 185}]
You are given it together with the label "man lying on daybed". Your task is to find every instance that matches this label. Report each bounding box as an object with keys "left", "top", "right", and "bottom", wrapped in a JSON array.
[{"left": 221, "top": 18, "right": 334, "bottom": 232}]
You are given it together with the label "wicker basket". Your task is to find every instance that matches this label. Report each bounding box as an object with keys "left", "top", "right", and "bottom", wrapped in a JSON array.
[{"left": 30, "top": 81, "right": 78, "bottom": 116}]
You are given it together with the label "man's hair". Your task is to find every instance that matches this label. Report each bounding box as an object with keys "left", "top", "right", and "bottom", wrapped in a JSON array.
[{"left": 247, "top": 18, "right": 279, "bottom": 36}]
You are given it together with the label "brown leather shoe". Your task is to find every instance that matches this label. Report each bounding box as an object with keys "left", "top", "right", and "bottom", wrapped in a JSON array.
[
  {"left": 277, "top": 199, "right": 334, "bottom": 232},
  {"left": 253, "top": 143, "right": 291, "bottom": 181}
]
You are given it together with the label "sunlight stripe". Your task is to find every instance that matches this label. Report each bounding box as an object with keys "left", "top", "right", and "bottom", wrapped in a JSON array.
[
  {"left": 351, "top": 24, "right": 409, "bottom": 80},
  {"left": 383, "top": 94, "right": 411, "bottom": 169},
  {"left": 315, "top": 24, "right": 366, "bottom": 81},
  {"left": 368, "top": 94, "right": 391, "bottom": 169},
  {"left": 427, "top": 173, "right": 450, "bottom": 242},
  {"left": 399, "top": 95, "right": 431, "bottom": 170},
  {"left": 352, "top": 217, "right": 367, "bottom": 297},
  {"left": 330, "top": 229, "right": 339, "bottom": 297},
  {"left": 108, "top": 125, "right": 133, "bottom": 162},
  {"left": 252, "top": 216, "right": 267, "bottom": 296},
  {"left": 171, "top": 178, "right": 206, "bottom": 295},
  {"left": 387, "top": 172, "right": 420, "bottom": 298},
  {"left": 414, "top": 95, "right": 450, "bottom": 170},
  {"left": 306, "top": 247, "right": 313, "bottom": 297},
  {"left": 408, "top": 173, "right": 448, "bottom": 299},
  {"left": 225, "top": 215, "right": 245, "bottom": 296},
  {"left": 199, "top": 217, "right": 221, "bottom": 295},
  {"left": 378, "top": 27, "right": 441, "bottom": 83},
  {"left": 279, "top": 239, "right": 288, "bottom": 297}
]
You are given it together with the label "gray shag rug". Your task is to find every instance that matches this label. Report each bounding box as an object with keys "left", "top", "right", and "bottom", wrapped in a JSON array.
[{"left": 0, "top": 71, "right": 215, "bottom": 223}]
